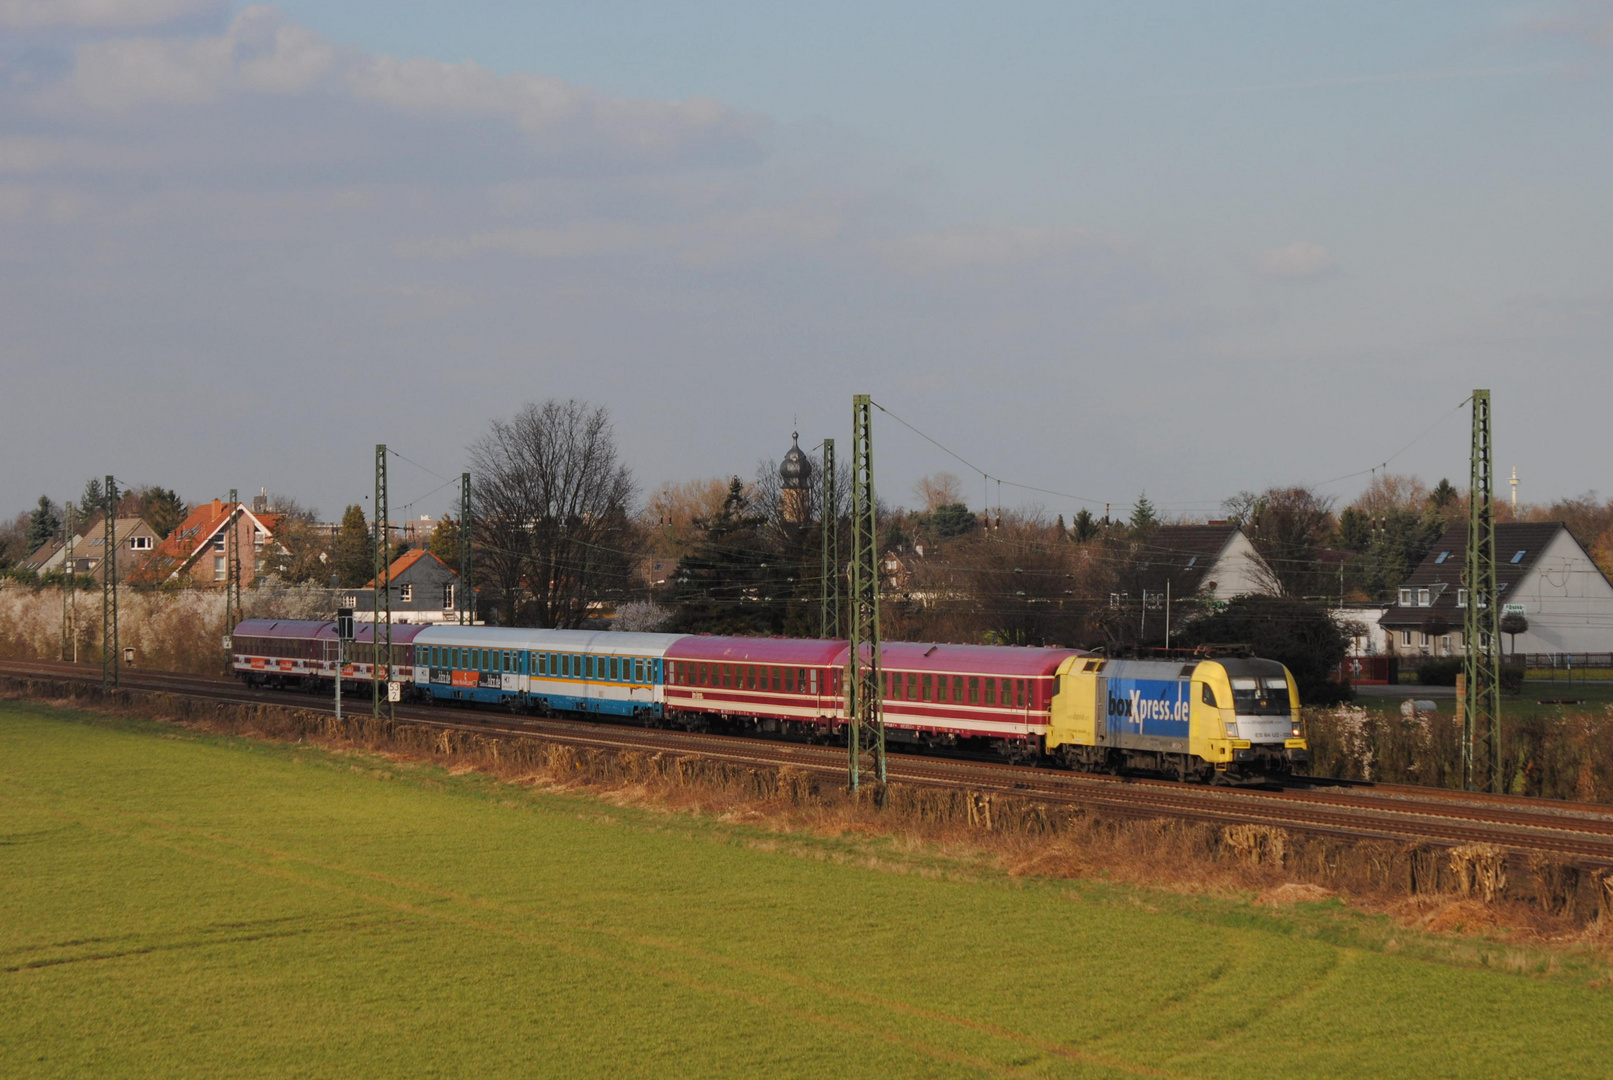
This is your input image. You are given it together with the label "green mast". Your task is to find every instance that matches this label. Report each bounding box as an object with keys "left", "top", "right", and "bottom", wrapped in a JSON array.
[{"left": 847, "top": 396, "right": 885, "bottom": 791}]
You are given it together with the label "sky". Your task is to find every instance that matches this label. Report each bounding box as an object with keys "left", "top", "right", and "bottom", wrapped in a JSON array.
[{"left": 2, "top": 1, "right": 1610, "bottom": 525}]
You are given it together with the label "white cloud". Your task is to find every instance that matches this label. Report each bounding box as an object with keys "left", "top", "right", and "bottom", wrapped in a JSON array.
[
  {"left": 0, "top": 0, "right": 219, "bottom": 30},
  {"left": 1253, "top": 241, "right": 1337, "bottom": 280},
  {"left": 880, "top": 225, "right": 1097, "bottom": 273},
  {"left": 70, "top": 7, "right": 335, "bottom": 109}
]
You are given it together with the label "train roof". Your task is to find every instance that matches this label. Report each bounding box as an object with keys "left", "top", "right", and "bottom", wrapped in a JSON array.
[
  {"left": 231, "top": 619, "right": 432, "bottom": 643},
  {"left": 414, "top": 625, "right": 684, "bottom": 656},
  {"left": 881, "top": 641, "right": 1083, "bottom": 677},
  {"left": 664, "top": 635, "right": 850, "bottom": 666}
]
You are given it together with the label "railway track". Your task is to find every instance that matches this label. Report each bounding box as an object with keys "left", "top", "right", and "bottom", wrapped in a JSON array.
[{"left": 7, "top": 658, "right": 1613, "bottom": 862}]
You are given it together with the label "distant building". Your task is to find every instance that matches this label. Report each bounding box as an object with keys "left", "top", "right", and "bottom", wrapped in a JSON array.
[
  {"left": 341, "top": 549, "right": 472, "bottom": 624},
  {"left": 19, "top": 516, "right": 163, "bottom": 583},
  {"left": 134, "top": 499, "right": 281, "bottom": 587},
  {"left": 1131, "top": 524, "right": 1278, "bottom": 602},
  {"left": 1378, "top": 522, "right": 1613, "bottom": 657},
  {"left": 779, "top": 432, "right": 813, "bottom": 527}
]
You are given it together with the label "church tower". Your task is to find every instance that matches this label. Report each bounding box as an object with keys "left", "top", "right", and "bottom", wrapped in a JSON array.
[{"left": 779, "top": 432, "right": 813, "bottom": 527}]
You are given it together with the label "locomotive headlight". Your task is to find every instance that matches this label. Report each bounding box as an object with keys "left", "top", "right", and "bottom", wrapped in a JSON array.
[{"left": 1291, "top": 725, "right": 1301, "bottom": 737}]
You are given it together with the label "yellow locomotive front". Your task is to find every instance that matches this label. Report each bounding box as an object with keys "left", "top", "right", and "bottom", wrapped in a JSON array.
[{"left": 1046, "top": 655, "right": 1307, "bottom": 781}]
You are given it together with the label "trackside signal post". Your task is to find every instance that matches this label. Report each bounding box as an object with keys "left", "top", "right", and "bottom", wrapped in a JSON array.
[
  {"left": 335, "top": 607, "right": 354, "bottom": 721},
  {"left": 224, "top": 488, "right": 241, "bottom": 674},
  {"left": 1463, "top": 390, "right": 1501, "bottom": 793},
  {"left": 847, "top": 396, "right": 885, "bottom": 791},
  {"left": 820, "top": 438, "right": 839, "bottom": 639}
]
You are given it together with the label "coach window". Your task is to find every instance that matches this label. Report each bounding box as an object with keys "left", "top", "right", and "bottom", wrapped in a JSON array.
[
  {"left": 921, "top": 674, "right": 932, "bottom": 701},
  {"left": 968, "top": 676, "right": 979, "bottom": 704},
  {"left": 608, "top": 657, "right": 618, "bottom": 681},
  {"left": 1017, "top": 679, "right": 1026, "bottom": 708},
  {"left": 951, "top": 675, "right": 963, "bottom": 702}
]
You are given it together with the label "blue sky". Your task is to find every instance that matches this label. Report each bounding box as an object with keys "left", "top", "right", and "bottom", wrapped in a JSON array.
[{"left": 1, "top": 1, "right": 1609, "bottom": 522}]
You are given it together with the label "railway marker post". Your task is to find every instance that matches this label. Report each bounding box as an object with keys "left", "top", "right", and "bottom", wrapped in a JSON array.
[
  {"left": 336, "top": 607, "right": 354, "bottom": 722},
  {"left": 847, "top": 396, "right": 886, "bottom": 792}
]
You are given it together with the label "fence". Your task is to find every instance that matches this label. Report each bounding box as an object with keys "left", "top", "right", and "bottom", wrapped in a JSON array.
[
  {"left": 1336, "top": 656, "right": 1393, "bottom": 685},
  {"left": 1519, "top": 654, "right": 1613, "bottom": 683}
]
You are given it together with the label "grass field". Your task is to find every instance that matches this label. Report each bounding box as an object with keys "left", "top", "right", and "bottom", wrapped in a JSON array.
[{"left": 3, "top": 701, "right": 1611, "bottom": 1079}]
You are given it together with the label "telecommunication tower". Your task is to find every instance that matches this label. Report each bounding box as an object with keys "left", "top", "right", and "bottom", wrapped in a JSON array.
[
  {"left": 1463, "top": 390, "right": 1501, "bottom": 793},
  {"left": 847, "top": 396, "right": 885, "bottom": 791}
]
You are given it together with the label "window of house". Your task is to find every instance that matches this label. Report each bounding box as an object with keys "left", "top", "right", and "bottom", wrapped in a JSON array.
[
  {"left": 342, "top": 594, "right": 357, "bottom": 608},
  {"left": 399, "top": 584, "right": 413, "bottom": 603},
  {"left": 1401, "top": 630, "right": 1412, "bottom": 646},
  {"left": 1456, "top": 588, "right": 1468, "bottom": 608},
  {"left": 1419, "top": 632, "right": 1430, "bottom": 647},
  {"left": 442, "top": 584, "right": 455, "bottom": 610},
  {"left": 1511, "top": 550, "right": 1527, "bottom": 564},
  {"left": 130, "top": 536, "right": 153, "bottom": 550},
  {"left": 1434, "top": 550, "right": 1450, "bottom": 564},
  {"left": 1399, "top": 588, "right": 1413, "bottom": 606},
  {"left": 213, "top": 534, "right": 226, "bottom": 551},
  {"left": 1417, "top": 588, "right": 1430, "bottom": 606},
  {"left": 213, "top": 555, "right": 226, "bottom": 580}
]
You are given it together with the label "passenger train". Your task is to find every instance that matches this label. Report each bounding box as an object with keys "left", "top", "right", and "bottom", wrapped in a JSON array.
[{"left": 230, "top": 619, "right": 1309, "bottom": 781}]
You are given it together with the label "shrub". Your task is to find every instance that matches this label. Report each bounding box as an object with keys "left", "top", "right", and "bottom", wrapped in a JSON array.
[{"left": 1417, "top": 658, "right": 1462, "bottom": 686}]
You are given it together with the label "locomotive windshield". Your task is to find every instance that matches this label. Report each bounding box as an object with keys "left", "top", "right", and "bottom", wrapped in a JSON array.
[{"left": 1229, "top": 676, "right": 1292, "bottom": 715}]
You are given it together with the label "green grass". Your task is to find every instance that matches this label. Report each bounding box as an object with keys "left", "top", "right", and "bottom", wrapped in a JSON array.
[
  {"left": 1363, "top": 679, "right": 1613, "bottom": 721},
  {"left": 3, "top": 702, "right": 1611, "bottom": 1079}
]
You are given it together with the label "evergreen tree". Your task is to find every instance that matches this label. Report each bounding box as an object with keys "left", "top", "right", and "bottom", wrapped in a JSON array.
[
  {"left": 80, "top": 478, "right": 104, "bottom": 515},
  {"left": 1428, "top": 477, "right": 1458, "bottom": 510},
  {"left": 667, "top": 478, "right": 785, "bottom": 635},
  {"left": 428, "top": 514, "right": 461, "bottom": 568},
  {"left": 1336, "top": 506, "right": 1372, "bottom": 551},
  {"left": 1128, "top": 493, "right": 1158, "bottom": 537},
  {"left": 26, "top": 496, "right": 60, "bottom": 553},
  {"left": 1071, "top": 508, "right": 1099, "bottom": 542},
  {"left": 332, "top": 505, "right": 373, "bottom": 587},
  {"left": 137, "top": 487, "right": 187, "bottom": 538}
]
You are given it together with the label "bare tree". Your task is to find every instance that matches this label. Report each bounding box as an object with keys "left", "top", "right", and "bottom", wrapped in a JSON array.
[{"left": 470, "top": 400, "right": 638, "bottom": 627}]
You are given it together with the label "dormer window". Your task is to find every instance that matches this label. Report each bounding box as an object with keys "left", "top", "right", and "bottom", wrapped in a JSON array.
[
  {"left": 1399, "top": 588, "right": 1413, "bottom": 606},
  {"left": 1417, "top": 588, "right": 1431, "bottom": 607}
]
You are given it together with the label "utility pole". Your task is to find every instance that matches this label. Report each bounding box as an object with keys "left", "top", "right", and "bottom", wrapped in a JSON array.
[
  {"left": 820, "top": 438, "right": 839, "bottom": 639},
  {"left": 224, "top": 488, "right": 241, "bottom": 674},
  {"left": 373, "top": 445, "right": 392, "bottom": 720},
  {"left": 101, "top": 476, "right": 119, "bottom": 689},
  {"left": 1463, "top": 390, "right": 1501, "bottom": 793},
  {"left": 847, "top": 396, "right": 885, "bottom": 791},
  {"left": 459, "top": 472, "right": 472, "bottom": 625}
]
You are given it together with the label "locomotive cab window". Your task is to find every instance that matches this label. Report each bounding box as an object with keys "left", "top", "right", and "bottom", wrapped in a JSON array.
[{"left": 1201, "top": 683, "right": 1221, "bottom": 708}]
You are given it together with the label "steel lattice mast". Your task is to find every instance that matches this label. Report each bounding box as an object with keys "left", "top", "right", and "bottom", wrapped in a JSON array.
[
  {"left": 460, "top": 472, "right": 472, "bottom": 625},
  {"left": 1463, "top": 390, "right": 1501, "bottom": 793},
  {"left": 101, "top": 476, "right": 118, "bottom": 689},
  {"left": 225, "top": 488, "right": 241, "bottom": 674},
  {"left": 847, "top": 396, "right": 885, "bottom": 791},
  {"left": 373, "top": 445, "right": 392, "bottom": 719},
  {"left": 820, "top": 437, "right": 839, "bottom": 639}
]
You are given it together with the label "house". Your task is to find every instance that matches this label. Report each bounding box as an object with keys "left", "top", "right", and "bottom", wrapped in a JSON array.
[
  {"left": 19, "top": 516, "right": 163, "bottom": 583},
  {"left": 134, "top": 499, "right": 281, "bottom": 587},
  {"left": 341, "top": 549, "right": 472, "bottom": 624},
  {"left": 1131, "top": 524, "right": 1278, "bottom": 602},
  {"left": 1378, "top": 522, "right": 1613, "bottom": 658}
]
